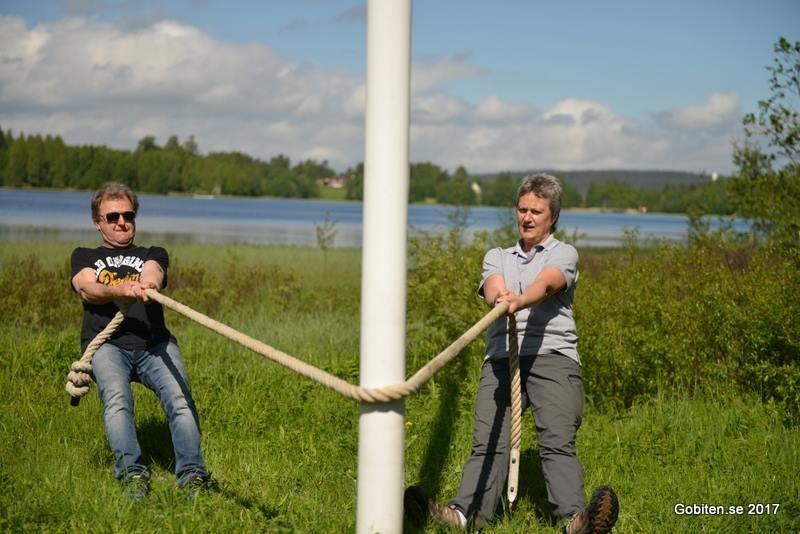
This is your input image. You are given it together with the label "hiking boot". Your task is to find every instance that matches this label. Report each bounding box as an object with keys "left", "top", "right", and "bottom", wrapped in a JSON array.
[
  {"left": 429, "top": 501, "right": 467, "bottom": 530},
  {"left": 403, "top": 485, "right": 466, "bottom": 530},
  {"left": 563, "top": 485, "right": 619, "bottom": 534},
  {"left": 181, "top": 474, "right": 212, "bottom": 502},
  {"left": 123, "top": 474, "right": 150, "bottom": 501}
]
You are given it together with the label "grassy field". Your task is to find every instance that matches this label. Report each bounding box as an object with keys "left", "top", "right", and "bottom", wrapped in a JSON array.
[
  {"left": 318, "top": 187, "right": 349, "bottom": 201},
  {"left": 0, "top": 240, "right": 797, "bottom": 532}
]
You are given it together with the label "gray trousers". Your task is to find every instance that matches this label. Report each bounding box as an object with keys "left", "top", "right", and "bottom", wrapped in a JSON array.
[{"left": 449, "top": 353, "right": 585, "bottom": 528}]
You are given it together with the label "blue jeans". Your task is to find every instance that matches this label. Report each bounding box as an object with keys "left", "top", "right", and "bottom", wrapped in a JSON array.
[{"left": 92, "top": 340, "right": 207, "bottom": 485}]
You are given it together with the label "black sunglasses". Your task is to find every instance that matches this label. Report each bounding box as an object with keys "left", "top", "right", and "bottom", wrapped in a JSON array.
[{"left": 103, "top": 211, "right": 136, "bottom": 224}]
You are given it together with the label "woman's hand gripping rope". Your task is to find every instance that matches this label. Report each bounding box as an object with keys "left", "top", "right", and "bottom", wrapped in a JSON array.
[{"left": 67, "top": 289, "right": 510, "bottom": 406}]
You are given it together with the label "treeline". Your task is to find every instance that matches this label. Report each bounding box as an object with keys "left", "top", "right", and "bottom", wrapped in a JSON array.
[
  {"left": 584, "top": 179, "right": 732, "bottom": 214},
  {"left": 348, "top": 163, "right": 733, "bottom": 214},
  {"left": 343, "top": 164, "right": 581, "bottom": 207},
  {"left": 0, "top": 129, "right": 332, "bottom": 198},
  {"left": 0, "top": 126, "right": 733, "bottom": 213},
  {"left": 543, "top": 169, "right": 710, "bottom": 192}
]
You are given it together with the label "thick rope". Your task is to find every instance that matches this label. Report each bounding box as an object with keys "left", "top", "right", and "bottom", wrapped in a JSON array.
[
  {"left": 66, "top": 289, "right": 510, "bottom": 404},
  {"left": 145, "top": 289, "right": 508, "bottom": 403},
  {"left": 507, "top": 313, "right": 522, "bottom": 506},
  {"left": 65, "top": 303, "right": 131, "bottom": 402}
]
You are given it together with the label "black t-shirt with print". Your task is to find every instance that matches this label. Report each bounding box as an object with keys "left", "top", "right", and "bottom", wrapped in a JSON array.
[{"left": 71, "top": 245, "right": 176, "bottom": 352}]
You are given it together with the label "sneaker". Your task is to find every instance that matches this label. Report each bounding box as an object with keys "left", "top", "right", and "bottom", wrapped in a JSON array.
[
  {"left": 181, "top": 474, "right": 211, "bottom": 502},
  {"left": 564, "top": 485, "right": 619, "bottom": 534},
  {"left": 403, "top": 485, "right": 466, "bottom": 530},
  {"left": 123, "top": 474, "right": 150, "bottom": 501}
]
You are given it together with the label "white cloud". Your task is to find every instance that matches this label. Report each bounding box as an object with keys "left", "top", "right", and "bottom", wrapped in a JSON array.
[
  {"left": 473, "top": 95, "right": 535, "bottom": 124},
  {"left": 411, "top": 53, "right": 483, "bottom": 94},
  {"left": 0, "top": 16, "right": 363, "bottom": 165},
  {"left": 304, "top": 145, "right": 345, "bottom": 163},
  {"left": 413, "top": 94, "right": 469, "bottom": 124},
  {"left": 655, "top": 91, "right": 740, "bottom": 130},
  {"left": 0, "top": 16, "right": 741, "bottom": 174}
]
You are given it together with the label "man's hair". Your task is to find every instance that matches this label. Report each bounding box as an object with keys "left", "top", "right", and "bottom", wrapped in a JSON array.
[
  {"left": 516, "top": 173, "right": 562, "bottom": 232},
  {"left": 91, "top": 182, "right": 139, "bottom": 222}
]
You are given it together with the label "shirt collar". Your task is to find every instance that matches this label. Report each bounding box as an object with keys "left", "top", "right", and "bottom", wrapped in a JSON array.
[{"left": 513, "top": 235, "right": 557, "bottom": 261}]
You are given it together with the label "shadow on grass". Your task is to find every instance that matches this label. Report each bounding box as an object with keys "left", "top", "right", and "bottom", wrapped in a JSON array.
[
  {"left": 137, "top": 418, "right": 280, "bottom": 521},
  {"left": 413, "top": 355, "right": 471, "bottom": 497},
  {"left": 138, "top": 417, "right": 176, "bottom": 473},
  {"left": 404, "top": 356, "right": 473, "bottom": 532},
  {"left": 212, "top": 480, "right": 281, "bottom": 522},
  {"left": 516, "top": 447, "right": 557, "bottom": 526}
]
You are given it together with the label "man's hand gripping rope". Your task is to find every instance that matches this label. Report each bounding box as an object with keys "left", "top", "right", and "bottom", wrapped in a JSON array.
[{"left": 66, "top": 289, "right": 510, "bottom": 406}]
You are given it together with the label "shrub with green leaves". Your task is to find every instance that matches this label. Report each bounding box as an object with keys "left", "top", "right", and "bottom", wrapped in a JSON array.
[
  {"left": 577, "top": 239, "right": 800, "bottom": 423},
  {"left": 405, "top": 224, "right": 800, "bottom": 424}
]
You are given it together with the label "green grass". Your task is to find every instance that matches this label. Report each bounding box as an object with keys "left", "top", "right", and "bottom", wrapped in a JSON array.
[
  {"left": 1, "top": 240, "right": 798, "bottom": 532},
  {"left": 318, "top": 187, "right": 349, "bottom": 201}
]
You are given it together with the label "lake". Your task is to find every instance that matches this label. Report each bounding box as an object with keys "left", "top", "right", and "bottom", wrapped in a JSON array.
[{"left": 0, "top": 188, "right": 747, "bottom": 248}]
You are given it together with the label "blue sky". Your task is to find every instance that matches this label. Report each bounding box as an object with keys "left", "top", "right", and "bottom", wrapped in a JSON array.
[{"left": 1, "top": 0, "right": 798, "bottom": 174}]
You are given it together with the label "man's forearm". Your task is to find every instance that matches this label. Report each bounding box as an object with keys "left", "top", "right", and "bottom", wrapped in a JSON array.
[
  {"left": 139, "top": 261, "right": 164, "bottom": 290},
  {"left": 76, "top": 282, "right": 126, "bottom": 304}
]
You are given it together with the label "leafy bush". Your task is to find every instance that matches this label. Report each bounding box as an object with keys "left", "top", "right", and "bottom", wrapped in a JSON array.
[
  {"left": 169, "top": 259, "right": 313, "bottom": 320},
  {"left": 0, "top": 253, "right": 318, "bottom": 333},
  {"left": 406, "top": 220, "right": 493, "bottom": 371},
  {"left": 406, "top": 223, "right": 800, "bottom": 424},
  {"left": 577, "top": 239, "right": 800, "bottom": 423},
  {"left": 0, "top": 255, "right": 75, "bottom": 329},
  {"left": 4, "top": 232, "right": 797, "bottom": 424}
]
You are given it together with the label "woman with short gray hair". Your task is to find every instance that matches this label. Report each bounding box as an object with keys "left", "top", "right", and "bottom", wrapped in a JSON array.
[{"left": 406, "top": 173, "right": 618, "bottom": 533}]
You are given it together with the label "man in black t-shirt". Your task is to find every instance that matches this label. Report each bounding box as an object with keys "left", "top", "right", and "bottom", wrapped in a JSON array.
[{"left": 71, "top": 182, "right": 209, "bottom": 501}]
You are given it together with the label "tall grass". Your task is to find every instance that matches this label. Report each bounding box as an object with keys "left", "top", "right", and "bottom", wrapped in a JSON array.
[{"left": 0, "top": 238, "right": 798, "bottom": 532}]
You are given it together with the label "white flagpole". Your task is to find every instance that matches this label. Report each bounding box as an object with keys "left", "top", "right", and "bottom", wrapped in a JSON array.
[{"left": 356, "top": 0, "right": 412, "bottom": 532}]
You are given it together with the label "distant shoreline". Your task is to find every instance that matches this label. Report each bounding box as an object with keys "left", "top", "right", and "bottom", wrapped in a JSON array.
[{"left": 0, "top": 185, "right": 729, "bottom": 217}]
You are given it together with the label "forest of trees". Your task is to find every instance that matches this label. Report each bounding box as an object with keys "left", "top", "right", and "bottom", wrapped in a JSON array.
[
  {"left": 0, "top": 126, "right": 736, "bottom": 214},
  {"left": 0, "top": 131, "right": 332, "bottom": 198}
]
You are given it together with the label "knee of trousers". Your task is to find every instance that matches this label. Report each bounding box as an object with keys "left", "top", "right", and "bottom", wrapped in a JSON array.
[
  {"left": 469, "top": 438, "right": 511, "bottom": 457},
  {"left": 98, "top": 382, "right": 133, "bottom": 411},
  {"left": 160, "top": 390, "right": 196, "bottom": 416},
  {"left": 536, "top": 427, "right": 578, "bottom": 456}
]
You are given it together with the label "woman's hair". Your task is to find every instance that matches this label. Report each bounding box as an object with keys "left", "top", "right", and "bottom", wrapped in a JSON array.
[
  {"left": 516, "top": 173, "right": 562, "bottom": 232},
  {"left": 91, "top": 182, "right": 139, "bottom": 222}
]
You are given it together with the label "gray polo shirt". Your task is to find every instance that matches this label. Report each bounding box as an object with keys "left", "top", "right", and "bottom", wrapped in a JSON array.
[{"left": 478, "top": 235, "right": 580, "bottom": 363}]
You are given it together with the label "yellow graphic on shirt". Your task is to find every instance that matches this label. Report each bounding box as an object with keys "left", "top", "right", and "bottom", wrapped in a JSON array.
[{"left": 97, "top": 269, "right": 141, "bottom": 286}]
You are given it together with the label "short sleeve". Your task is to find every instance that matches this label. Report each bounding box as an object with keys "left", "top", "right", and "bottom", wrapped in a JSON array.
[
  {"left": 543, "top": 243, "right": 579, "bottom": 290},
  {"left": 71, "top": 248, "right": 90, "bottom": 278},
  {"left": 478, "top": 247, "right": 504, "bottom": 297},
  {"left": 146, "top": 246, "right": 169, "bottom": 270},
  {"left": 146, "top": 246, "right": 170, "bottom": 288}
]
